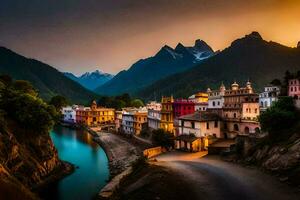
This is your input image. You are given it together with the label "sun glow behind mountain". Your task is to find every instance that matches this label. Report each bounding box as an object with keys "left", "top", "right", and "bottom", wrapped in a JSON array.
[{"left": 0, "top": 0, "right": 299, "bottom": 74}]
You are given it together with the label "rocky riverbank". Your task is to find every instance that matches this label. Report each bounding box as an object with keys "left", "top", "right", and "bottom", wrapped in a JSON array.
[
  {"left": 88, "top": 129, "right": 141, "bottom": 177},
  {"left": 0, "top": 121, "right": 74, "bottom": 200}
]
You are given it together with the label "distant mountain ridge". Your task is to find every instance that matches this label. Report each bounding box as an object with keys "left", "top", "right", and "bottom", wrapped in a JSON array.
[
  {"left": 137, "top": 32, "right": 300, "bottom": 100},
  {"left": 64, "top": 70, "right": 114, "bottom": 90},
  {"left": 94, "top": 39, "right": 215, "bottom": 95},
  {"left": 0, "top": 47, "right": 97, "bottom": 103}
]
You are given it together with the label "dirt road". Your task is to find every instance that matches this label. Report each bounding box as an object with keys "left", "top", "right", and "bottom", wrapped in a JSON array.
[{"left": 154, "top": 151, "right": 300, "bottom": 200}]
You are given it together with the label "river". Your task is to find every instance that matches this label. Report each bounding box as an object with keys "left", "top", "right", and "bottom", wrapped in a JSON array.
[{"left": 41, "top": 125, "right": 110, "bottom": 200}]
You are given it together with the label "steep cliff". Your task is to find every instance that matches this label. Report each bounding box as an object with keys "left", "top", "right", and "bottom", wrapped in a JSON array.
[
  {"left": 236, "top": 132, "right": 300, "bottom": 186},
  {"left": 0, "top": 120, "right": 69, "bottom": 199}
]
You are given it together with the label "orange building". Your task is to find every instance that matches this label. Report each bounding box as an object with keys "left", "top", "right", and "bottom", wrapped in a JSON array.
[
  {"left": 76, "top": 101, "right": 115, "bottom": 126},
  {"left": 160, "top": 96, "right": 174, "bottom": 133},
  {"left": 133, "top": 111, "right": 148, "bottom": 135}
]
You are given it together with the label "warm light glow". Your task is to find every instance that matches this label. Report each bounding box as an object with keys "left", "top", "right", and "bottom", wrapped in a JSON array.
[{"left": 1, "top": 0, "right": 299, "bottom": 74}]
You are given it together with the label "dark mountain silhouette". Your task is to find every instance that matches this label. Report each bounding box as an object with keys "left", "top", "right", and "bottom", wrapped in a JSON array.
[
  {"left": 137, "top": 32, "right": 300, "bottom": 100},
  {"left": 94, "top": 40, "right": 214, "bottom": 95},
  {"left": 0, "top": 47, "right": 97, "bottom": 103}
]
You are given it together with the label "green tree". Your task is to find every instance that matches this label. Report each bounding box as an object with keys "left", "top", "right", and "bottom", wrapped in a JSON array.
[
  {"left": 152, "top": 129, "right": 174, "bottom": 148},
  {"left": 13, "top": 80, "right": 37, "bottom": 96},
  {"left": 259, "top": 97, "right": 298, "bottom": 140},
  {"left": 49, "top": 95, "right": 68, "bottom": 111},
  {"left": 131, "top": 99, "right": 144, "bottom": 108}
]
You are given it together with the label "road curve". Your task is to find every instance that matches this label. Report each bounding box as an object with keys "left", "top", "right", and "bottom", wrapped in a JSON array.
[{"left": 154, "top": 152, "right": 300, "bottom": 200}]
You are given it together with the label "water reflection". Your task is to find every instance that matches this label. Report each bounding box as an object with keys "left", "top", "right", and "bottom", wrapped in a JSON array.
[{"left": 40, "top": 125, "right": 109, "bottom": 200}]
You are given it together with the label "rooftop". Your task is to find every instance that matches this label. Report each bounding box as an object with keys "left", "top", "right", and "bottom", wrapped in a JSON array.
[{"left": 179, "top": 112, "right": 220, "bottom": 122}]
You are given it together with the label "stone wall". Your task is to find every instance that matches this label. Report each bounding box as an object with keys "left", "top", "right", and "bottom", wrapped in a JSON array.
[{"left": 143, "top": 146, "right": 163, "bottom": 158}]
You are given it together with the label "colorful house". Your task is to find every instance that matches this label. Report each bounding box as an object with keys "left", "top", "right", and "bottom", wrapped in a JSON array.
[
  {"left": 62, "top": 105, "right": 78, "bottom": 124},
  {"left": 222, "top": 81, "right": 260, "bottom": 138},
  {"left": 259, "top": 86, "right": 280, "bottom": 112},
  {"left": 76, "top": 101, "right": 115, "bottom": 126},
  {"left": 160, "top": 96, "right": 174, "bottom": 133},
  {"left": 173, "top": 99, "right": 195, "bottom": 135},
  {"left": 288, "top": 78, "right": 300, "bottom": 99},
  {"left": 134, "top": 111, "right": 148, "bottom": 135},
  {"left": 175, "top": 112, "right": 221, "bottom": 152},
  {"left": 189, "top": 92, "right": 208, "bottom": 111},
  {"left": 147, "top": 102, "right": 161, "bottom": 130}
]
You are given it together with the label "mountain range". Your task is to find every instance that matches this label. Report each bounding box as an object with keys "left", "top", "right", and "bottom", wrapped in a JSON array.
[
  {"left": 136, "top": 32, "right": 300, "bottom": 100},
  {"left": 0, "top": 47, "right": 97, "bottom": 103},
  {"left": 94, "top": 39, "right": 215, "bottom": 95},
  {"left": 64, "top": 70, "right": 114, "bottom": 91}
]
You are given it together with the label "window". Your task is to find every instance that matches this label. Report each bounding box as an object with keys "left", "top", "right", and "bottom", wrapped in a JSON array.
[
  {"left": 217, "top": 101, "right": 220, "bottom": 106},
  {"left": 233, "top": 113, "right": 237, "bottom": 118},
  {"left": 214, "top": 121, "right": 218, "bottom": 128},
  {"left": 234, "top": 124, "right": 239, "bottom": 131},
  {"left": 291, "top": 87, "right": 293, "bottom": 92},
  {"left": 255, "top": 108, "right": 258, "bottom": 113},
  {"left": 212, "top": 101, "right": 215, "bottom": 106},
  {"left": 191, "top": 122, "right": 195, "bottom": 129},
  {"left": 206, "top": 122, "right": 210, "bottom": 129}
]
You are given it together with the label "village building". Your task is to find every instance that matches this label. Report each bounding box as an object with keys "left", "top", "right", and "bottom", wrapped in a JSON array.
[
  {"left": 288, "top": 78, "right": 300, "bottom": 99},
  {"left": 175, "top": 112, "right": 221, "bottom": 152},
  {"left": 62, "top": 105, "right": 78, "bottom": 124},
  {"left": 259, "top": 86, "right": 280, "bottom": 112},
  {"left": 173, "top": 99, "right": 195, "bottom": 135},
  {"left": 207, "top": 83, "right": 226, "bottom": 110},
  {"left": 160, "top": 96, "right": 174, "bottom": 133},
  {"left": 115, "top": 110, "right": 123, "bottom": 132},
  {"left": 146, "top": 101, "right": 162, "bottom": 110},
  {"left": 133, "top": 110, "right": 148, "bottom": 135},
  {"left": 122, "top": 110, "right": 135, "bottom": 134},
  {"left": 76, "top": 101, "right": 115, "bottom": 126},
  {"left": 147, "top": 102, "right": 161, "bottom": 130},
  {"left": 222, "top": 81, "right": 260, "bottom": 138},
  {"left": 121, "top": 107, "right": 148, "bottom": 135},
  {"left": 189, "top": 92, "right": 208, "bottom": 111}
]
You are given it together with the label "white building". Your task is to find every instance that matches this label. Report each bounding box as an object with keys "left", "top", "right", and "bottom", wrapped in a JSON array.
[
  {"left": 207, "top": 83, "right": 226, "bottom": 109},
  {"left": 62, "top": 105, "right": 78, "bottom": 124},
  {"left": 121, "top": 107, "right": 148, "bottom": 134},
  {"left": 178, "top": 112, "right": 222, "bottom": 138},
  {"left": 122, "top": 112, "right": 135, "bottom": 134},
  {"left": 259, "top": 86, "right": 280, "bottom": 112},
  {"left": 148, "top": 109, "right": 161, "bottom": 130},
  {"left": 175, "top": 112, "right": 222, "bottom": 152},
  {"left": 146, "top": 101, "right": 162, "bottom": 110}
]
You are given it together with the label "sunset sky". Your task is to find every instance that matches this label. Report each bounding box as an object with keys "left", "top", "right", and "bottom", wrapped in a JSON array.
[{"left": 1, "top": 0, "right": 300, "bottom": 75}]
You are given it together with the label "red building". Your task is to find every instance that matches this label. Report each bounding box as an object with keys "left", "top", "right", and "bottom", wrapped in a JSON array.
[
  {"left": 173, "top": 99, "right": 195, "bottom": 118},
  {"left": 173, "top": 99, "right": 195, "bottom": 136}
]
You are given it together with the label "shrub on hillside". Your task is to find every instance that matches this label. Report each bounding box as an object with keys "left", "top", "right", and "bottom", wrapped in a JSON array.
[{"left": 259, "top": 97, "right": 298, "bottom": 140}]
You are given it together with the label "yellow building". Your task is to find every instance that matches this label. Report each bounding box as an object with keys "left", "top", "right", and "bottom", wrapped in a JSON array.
[
  {"left": 193, "top": 92, "right": 208, "bottom": 103},
  {"left": 160, "top": 96, "right": 174, "bottom": 133},
  {"left": 133, "top": 112, "right": 147, "bottom": 135},
  {"left": 76, "top": 101, "right": 115, "bottom": 126}
]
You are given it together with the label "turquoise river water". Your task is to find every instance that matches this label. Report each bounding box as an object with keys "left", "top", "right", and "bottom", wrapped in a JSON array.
[{"left": 41, "top": 125, "right": 109, "bottom": 200}]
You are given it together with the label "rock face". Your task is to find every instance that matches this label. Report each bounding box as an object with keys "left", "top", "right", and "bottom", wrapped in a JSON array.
[
  {"left": 243, "top": 133, "right": 300, "bottom": 185},
  {"left": 0, "top": 123, "right": 63, "bottom": 198}
]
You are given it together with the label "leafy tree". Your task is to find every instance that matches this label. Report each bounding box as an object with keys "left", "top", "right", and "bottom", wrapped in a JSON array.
[
  {"left": 49, "top": 95, "right": 68, "bottom": 111},
  {"left": 12, "top": 80, "right": 37, "bottom": 96},
  {"left": 259, "top": 97, "right": 298, "bottom": 140},
  {"left": 152, "top": 129, "right": 174, "bottom": 148},
  {"left": 131, "top": 99, "right": 144, "bottom": 108}
]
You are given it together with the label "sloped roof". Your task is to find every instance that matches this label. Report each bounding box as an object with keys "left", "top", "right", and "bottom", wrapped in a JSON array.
[{"left": 179, "top": 112, "right": 220, "bottom": 122}]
